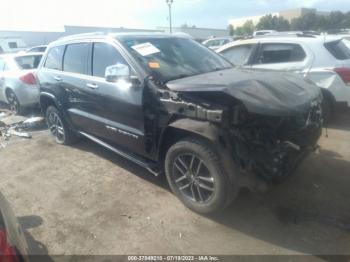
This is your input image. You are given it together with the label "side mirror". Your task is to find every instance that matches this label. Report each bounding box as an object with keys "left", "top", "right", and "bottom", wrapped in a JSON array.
[{"left": 105, "top": 63, "right": 130, "bottom": 82}]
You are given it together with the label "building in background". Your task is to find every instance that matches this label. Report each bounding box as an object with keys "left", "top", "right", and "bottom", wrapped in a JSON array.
[
  {"left": 157, "top": 26, "right": 229, "bottom": 41},
  {"left": 229, "top": 8, "right": 331, "bottom": 28}
]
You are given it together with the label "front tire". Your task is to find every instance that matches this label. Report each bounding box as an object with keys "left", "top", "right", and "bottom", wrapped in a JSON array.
[
  {"left": 165, "top": 137, "right": 238, "bottom": 214},
  {"left": 46, "top": 106, "right": 78, "bottom": 145}
]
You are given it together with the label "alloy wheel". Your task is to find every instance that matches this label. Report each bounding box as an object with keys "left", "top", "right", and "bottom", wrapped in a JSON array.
[
  {"left": 47, "top": 111, "right": 65, "bottom": 143},
  {"left": 172, "top": 153, "right": 215, "bottom": 203},
  {"left": 7, "top": 92, "right": 19, "bottom": 114}
]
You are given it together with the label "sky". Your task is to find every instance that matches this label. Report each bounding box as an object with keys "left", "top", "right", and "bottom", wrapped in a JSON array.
[{"left": 1, "top": 0, "right": 350, "bottom": 31}]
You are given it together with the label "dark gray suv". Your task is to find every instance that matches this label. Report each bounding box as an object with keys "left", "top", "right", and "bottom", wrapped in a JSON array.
[{"left": 37, "top": 33, "right": 322, "bottom": 214}]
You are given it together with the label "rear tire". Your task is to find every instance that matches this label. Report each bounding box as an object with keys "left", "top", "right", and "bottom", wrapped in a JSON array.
[
  {"left": 6, "top": 90, "right": 24, "bottom": 115},
  {"left": 165, "top": 137, "right": 238, "bottom": 214},
  {"left": 46, "top": 106, "right": 78, "bottom": 145}
]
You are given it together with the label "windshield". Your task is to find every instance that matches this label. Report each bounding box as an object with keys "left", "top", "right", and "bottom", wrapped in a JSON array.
[{"left": 120, "top": 36, "right": 232, "bottom": 83}]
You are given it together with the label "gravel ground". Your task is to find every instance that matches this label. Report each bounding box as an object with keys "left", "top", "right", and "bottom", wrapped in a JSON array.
[{"left": 0, "top": 107, "right": 350, "bottom": 258}]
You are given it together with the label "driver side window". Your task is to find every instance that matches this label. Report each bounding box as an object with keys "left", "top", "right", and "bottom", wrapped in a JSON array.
[{"left": 92, "top": 42, "right": 129, "bottom": 78}]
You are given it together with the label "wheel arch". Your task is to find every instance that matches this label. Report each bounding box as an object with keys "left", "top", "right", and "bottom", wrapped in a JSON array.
[
  {"left": 40, "top": 93, "right": 59, "bottom": 114},
  {"left": 158, "top": 118, "right": 224, "bottom": 163}
]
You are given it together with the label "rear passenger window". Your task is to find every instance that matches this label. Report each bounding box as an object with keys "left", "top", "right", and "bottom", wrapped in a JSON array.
[
  {"left": 220, "top": 45, "right": 254, "bottom": 66},
  {"left": 324, "top": 40, "right": 350, "bottom": 60},
  {"left": 44, "top": 46, "right": 65, "bottom": 70},
  {"left": 258, "top": 43, "right": 306, "bottom": 64},
  {"left": 63, "top": 43, "right": 90, "bottom": 75},
  {"left": 92, "top": 42, "right": 127, "bottom": 78}
]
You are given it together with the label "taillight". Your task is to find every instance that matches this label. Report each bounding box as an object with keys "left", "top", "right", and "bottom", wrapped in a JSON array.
[
  {"left": 19, "top": 72, "right": 36, "bottom": 85},
  {"left": 334, "top": 67, "right": 350, "bottom": 85},
  {"left": 0, "top": 230, "right": 19, "bottom": 262}
]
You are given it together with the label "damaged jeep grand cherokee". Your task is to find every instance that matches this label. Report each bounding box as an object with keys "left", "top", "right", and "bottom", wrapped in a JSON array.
[{"left": 38, "top": 33, "right": 323, "bottom": 214}]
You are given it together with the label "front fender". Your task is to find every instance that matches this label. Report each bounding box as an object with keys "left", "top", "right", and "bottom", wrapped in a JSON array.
[{"left": 167, "top": 118, "right": 221, "bottom": 142}]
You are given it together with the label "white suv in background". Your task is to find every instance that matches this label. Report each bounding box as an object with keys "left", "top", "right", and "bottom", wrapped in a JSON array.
[
  {"left": 217, "top": 36, "right": 350, "bottom": 120},
  {"left": 202, "top": 37, "right": 233, "bottom": 51}
]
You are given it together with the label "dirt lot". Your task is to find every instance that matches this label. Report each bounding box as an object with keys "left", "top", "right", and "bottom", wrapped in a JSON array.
[{"left": 0, "top": 107, "right": 350, "bottom": 258}]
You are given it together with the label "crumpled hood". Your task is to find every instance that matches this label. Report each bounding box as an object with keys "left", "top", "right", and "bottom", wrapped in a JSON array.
[{"left": 166, "top": 68, "right": 322, "bottom": 116}]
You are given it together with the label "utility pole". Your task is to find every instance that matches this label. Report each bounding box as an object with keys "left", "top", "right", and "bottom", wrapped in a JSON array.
[{"left": 166, "top": 0, "right": 174, "bottom": 33}]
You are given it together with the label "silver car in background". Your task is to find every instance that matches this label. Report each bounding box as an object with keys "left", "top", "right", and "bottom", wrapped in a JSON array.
[
  {"left": 0, "top": 52, "right": 43, "bottom": 114},
  {"left": 202, "top": 37, "right": 234, "bottom": 51}
]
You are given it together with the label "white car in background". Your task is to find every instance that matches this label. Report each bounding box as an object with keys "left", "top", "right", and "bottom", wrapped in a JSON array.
[
  {"left": 202, "top": 37, "right": 233, "bottom": 51},
  {"left": 0, "top": 52, "right": 43, "bottom": 114},
  {"left": 217, "top": 35, "right": 350, "bottom": 120}
]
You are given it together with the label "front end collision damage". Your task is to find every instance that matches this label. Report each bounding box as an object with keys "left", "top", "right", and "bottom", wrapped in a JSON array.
[{"left": 155, "top": 72, "right": 323, "bottom": 189}]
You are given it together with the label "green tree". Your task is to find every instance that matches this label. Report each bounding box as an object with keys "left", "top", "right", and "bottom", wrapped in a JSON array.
[
  {"left": 235, "top": 26, "right": 245, "bottom": 36},
  {"left": 274, "top": 16, "right": 290, "bottom": 31},
  {"left": 291, "top": 12, "right": 318, "bottom": 31},
  {"left": 289, "top": 10, "right": 350, "bottom": 32},
  {"left": 228, "top": 24, "right": 235, "bottom": 36},
  {"left": 256, "top": 14, "right": 290, "bottom": 31},
  {"left": 328, "top": 11, "right": 346, "bottom": 30},
  {"left": 343, "top": 12, "right": 350, "bottom": 28},
  {"left": 256, "top": 14, "right": 274, "bottom": 30},
  {"left": 242, "top": 20, "right": 255, "bottom": 35}
]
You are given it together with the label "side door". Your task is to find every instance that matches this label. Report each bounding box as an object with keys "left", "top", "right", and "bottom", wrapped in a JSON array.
[
  {"left": 59, "top": 42, "right": 92, "bottom": 130},
  {"left": 219, "top": 44, "right": 257, "bottom": 67},
  {"left": 251, "top": 43, "right": 310, "bottom": 72},
  {"left": 68, "top": 41, "right": 146, "bottom": 156},
  {"left": 37, "top": 45, "right": 66, "bottom": 109}
]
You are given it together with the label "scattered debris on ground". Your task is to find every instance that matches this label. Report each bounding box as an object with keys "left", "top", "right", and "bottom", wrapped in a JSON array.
[{"left": 0, "top": 110, "right": 46, "bottom": 148}]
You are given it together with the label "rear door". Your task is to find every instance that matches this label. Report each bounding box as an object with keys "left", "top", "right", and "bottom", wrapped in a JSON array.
[
  {"left": 59, "top": 42, "right": 92, "bottom": 130},
  {"left": 37, "top": 45, "right": 66, "bottom": 107},
  {"left": 251, "top": 43, "right": 310, "bottom": 72}
]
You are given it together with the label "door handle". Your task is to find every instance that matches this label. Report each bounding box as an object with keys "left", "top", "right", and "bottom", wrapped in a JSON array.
[
  {"left": 53, "top": 76, "right": 62, "bottom": 81},
  {"left": 86, "top": 83, "right": 99, "bottom": 89}
]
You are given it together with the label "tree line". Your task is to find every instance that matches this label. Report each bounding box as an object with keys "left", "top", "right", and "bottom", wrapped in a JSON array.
[{"left": 228, "top": 11, "right": 350, "bottom": 36}]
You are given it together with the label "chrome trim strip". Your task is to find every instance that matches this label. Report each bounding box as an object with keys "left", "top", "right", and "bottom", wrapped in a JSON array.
[
  {"left": 79, "top": 131, "right": 159, "bottom": 176},
  {"left": 68, "top": 108, "right": 143, "bottom": 137}
]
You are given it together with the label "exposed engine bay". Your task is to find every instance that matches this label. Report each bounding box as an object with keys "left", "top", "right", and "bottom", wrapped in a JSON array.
[
  {"left": 157, "top": 69, "right": 323, "bottom": 183},
  {"left": 228, "top": 101, "right": 322, "bottom": 182}
]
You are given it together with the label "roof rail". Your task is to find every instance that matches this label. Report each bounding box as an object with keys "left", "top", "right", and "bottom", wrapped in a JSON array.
[
  {"left": 58, "top": 32, "right": 107, "bottom": 41},
  {"left": 255, "top": 32, "right": 316, "bottom": 39}
]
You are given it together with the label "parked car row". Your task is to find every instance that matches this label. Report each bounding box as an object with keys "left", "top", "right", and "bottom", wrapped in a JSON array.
[{"left": 34, "top": 32, "right": 323, "bottom": 214}]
